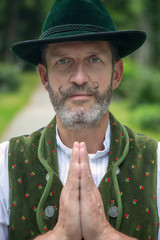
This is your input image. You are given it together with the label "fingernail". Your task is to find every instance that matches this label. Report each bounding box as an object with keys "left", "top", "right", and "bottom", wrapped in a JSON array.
[
  {"left": 73, "top": 141, "right": 79, "bottom": 148},
  {"left": 80, "top": 142, "right": 86, "bottom": 148}
]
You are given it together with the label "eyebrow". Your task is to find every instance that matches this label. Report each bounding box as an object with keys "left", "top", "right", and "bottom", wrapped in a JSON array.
[
  {"left": 87, "top": 51, "right": 107, "bottom": 56},
  {"left": 49, "top": 51, "right": 68, "bottom": 58},
  {"left": 49, "top": 50, "right": 106, "bottom": 59},
  {"left": 47, "top": 44, "right": 109, "bottom": 58}
]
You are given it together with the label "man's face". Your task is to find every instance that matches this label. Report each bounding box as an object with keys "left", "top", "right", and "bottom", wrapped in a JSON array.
[{"left": 39, "top": 41, "right": 122, "bottom": 129}]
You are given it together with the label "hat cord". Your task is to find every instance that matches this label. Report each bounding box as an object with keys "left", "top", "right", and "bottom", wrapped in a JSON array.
[{"left": 40, "top": 24, "right": 109, "bottom": 39}]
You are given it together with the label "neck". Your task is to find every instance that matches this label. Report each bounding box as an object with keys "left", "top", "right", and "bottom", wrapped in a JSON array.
[{"left": 56, "top": 111, "right": 109, "bottom": 154}]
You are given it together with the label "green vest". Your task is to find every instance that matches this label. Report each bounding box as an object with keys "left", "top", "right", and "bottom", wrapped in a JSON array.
[{"left": 8, "top": 113, "right": 159, "bottom": 240}]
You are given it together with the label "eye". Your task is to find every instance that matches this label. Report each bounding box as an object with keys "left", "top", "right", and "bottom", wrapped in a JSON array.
[
  {"left": 57, "top": 58, "right": 69, "bottom": 65},
  {"left": 90, "top": 57, "right": 101, "bottom": 63}
]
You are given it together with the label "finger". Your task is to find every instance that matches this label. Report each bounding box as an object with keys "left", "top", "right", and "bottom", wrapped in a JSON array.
[
  {"left": 58, "top": 142, "right": 81, "bottom": 239},
  {"left": 67, "top": 141, "right": 80, "bottom": 177},
  {"left": 79, "top": 142, "right": 90, "bottom": 166},
  {"left": 65, "top": 142, "right": 80, "bottom": 195},
  {"left": 80, "top": 142, "right": 95, "bottom": 191},
  {"left": 70, "top": 141, "right": 80, "bottom": 165},
  {"left": 58, "top": 142, "right": 82, "bottom": 240},
  {"left": 80, "top": 142, "right": 92, "bottom": 177}
]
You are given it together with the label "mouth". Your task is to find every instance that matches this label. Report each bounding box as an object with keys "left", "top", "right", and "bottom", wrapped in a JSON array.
[{"left": 69, "top": 94, "right": 93, "bottom": 101}]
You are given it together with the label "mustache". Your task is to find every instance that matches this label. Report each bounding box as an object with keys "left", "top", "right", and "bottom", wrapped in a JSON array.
[{"left": 58, "top": 81, "right": 99, "bottom": 98}]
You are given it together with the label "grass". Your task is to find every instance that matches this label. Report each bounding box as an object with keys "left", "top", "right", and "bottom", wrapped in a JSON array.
[
  {"left": 110, "top": 99, "right": 160, "bottom": 141},
  {"left": 0, "top": 71, "right": 39, "bottom": 139}
]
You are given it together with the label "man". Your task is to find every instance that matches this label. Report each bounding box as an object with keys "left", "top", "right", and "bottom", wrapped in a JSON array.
[{"left": 0, "top": 0, "right": 159, "bottom": 239}]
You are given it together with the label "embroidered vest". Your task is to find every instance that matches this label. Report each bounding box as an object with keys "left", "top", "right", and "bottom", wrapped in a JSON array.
[{"left": 8, "top": 113, "right": 159, "bottom": 240}]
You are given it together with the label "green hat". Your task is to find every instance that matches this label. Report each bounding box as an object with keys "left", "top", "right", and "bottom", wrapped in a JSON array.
[{"left": 11, "top": 0, "right": 146, "bottom": 66}]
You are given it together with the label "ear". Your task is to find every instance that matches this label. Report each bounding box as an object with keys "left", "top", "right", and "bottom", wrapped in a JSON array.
[
  {"left": 112, "top": 60, "right": 123, "bottom": 90},
  {"left": 38, "top": 63, "right": 49, "bottom": 91}
]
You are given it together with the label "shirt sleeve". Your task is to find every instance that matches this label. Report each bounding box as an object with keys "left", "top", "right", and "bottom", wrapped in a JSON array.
[{"left": 0, "top": 141, "right": 10, "bottom": 240}]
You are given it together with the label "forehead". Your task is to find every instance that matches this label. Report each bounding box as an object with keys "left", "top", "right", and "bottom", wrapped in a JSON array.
[{"left": 46, "top": 41, "right": 111, "bottom": 57}]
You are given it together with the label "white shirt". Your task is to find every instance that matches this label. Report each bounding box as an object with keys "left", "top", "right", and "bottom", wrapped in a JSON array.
[{"left": 0, "top": 124, "right": 160, "bottom": 240}]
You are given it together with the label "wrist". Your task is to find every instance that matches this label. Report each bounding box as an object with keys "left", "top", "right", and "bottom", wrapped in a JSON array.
[
  {"left": 51, "top": 227, "right": 68, "bottom": 240},
  {"left": 34, "top": 229, "right": 68, "bottom": 240},
  {"left": 52, "top": 225, "right": 80, "bottom": 240},
  {"left": 100, "top": 224, "right": 123, "bottom": 240},
  {"left": 101, "top": 225, "right": 137, "bottom": 240}
]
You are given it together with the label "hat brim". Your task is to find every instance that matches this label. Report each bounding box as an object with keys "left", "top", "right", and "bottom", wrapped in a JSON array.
[{"left": 11, "top": 30, "right": 146, "bottom": 66}]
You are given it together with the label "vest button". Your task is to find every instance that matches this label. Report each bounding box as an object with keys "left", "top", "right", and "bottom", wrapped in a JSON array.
[
  {"left": 45, "top": 206, "right": 55, "bottom": 218},
  {"left": 116, "top": 168, "right": 120, "bottom": 175},
  {"left": 46, "top": 173, "right": 49, "bottom": 181},
  {"left": 109, "top": 206, "right": 118, "bottom": 218}
]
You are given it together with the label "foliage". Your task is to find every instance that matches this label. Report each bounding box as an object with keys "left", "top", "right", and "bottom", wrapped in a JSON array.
[
  {"left": 143, "top": 0, "right": 160, "bottom": 65},
  {"left": 128, "top": 104, "right": 160, "bottom": 132},
  {"left": 0, "top": 0, "right": 53, "bottom": 62},
  {"left": 113, "top": 59, "right": 160, "bottom": 136},
  {"left": 104, "top": 0, "right": 142, "bottom": 29},
  {"left": 0, "top": 63, "right": 21, "bottom": 92},
  {"left": 17, "top": 0, "right": 53, "bottom": 41},
  {"left": 110, "top": 100, "right": 160, "bottom": 141},
  {"left": 115, "top": 58, "right": 160, "bottom": 105}
]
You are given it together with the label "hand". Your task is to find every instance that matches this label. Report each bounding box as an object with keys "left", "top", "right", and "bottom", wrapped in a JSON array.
[
  {"left": 53, "top": 142, "right": 82, "bottom": 240},
  {"left": 35, "top": 142, "right": 137, "bottom": 240},
  {"left": 34, "top": 142, "right": 82, "bottom": 240},
  {"left": 79, "top": 142, "right": 137, "bottom": 240},
  {"left": 79, "top": 142, "right": 114, "bottom": 240}
]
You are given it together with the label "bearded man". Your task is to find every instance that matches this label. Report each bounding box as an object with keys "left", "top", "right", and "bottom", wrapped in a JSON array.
[{"left": 0, "top": 0, "right": 159, "bottom": 240}]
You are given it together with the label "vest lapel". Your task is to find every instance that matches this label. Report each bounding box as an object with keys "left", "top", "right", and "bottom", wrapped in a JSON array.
[
  {"left": 36, "top": 117, "right": 63, "bottom": 233},
  {"left": 98, "top": 113, "right": 129, "bottom": 230}
]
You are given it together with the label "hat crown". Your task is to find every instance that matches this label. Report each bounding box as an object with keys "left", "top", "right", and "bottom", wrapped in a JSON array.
[{"left": 41, "top": 0, "right": 116, "bottom": 38}]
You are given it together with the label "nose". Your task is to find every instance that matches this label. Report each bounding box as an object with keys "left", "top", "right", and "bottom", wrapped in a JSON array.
[{"left": 70, "top": 62, "right": 89, "bottom": 85}]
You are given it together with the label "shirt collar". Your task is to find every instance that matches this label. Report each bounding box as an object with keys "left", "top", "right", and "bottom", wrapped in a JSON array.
[{"left": 56, "top": 120, "right": 111, "bottom": 159}]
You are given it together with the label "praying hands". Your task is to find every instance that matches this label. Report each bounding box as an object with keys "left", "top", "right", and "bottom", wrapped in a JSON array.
[{"left": 35, "top": 142, "right": 137, "bottom": 240}]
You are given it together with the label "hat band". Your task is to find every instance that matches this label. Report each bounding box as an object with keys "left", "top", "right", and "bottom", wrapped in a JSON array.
[{"left": 40, "top": 24, "right": 109, "bottom": 39}]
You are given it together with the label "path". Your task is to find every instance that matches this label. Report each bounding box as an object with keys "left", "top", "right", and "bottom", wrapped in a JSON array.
[{"left": 1, "top": 84, "right": 55, "bottom": 142}]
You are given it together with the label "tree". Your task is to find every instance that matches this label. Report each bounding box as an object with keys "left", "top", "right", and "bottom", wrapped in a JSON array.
[
  {"left": 0, "top": 0, "right": 53, "bottom": 63},
  {"left": 143, "top": 0, "right": 160, "bottom": 66},
  {"left": 0, "top": 0, "right": 20, "bottom": 61},
  {"left": 104, "top": 0, "right": 160, "bottom": 67}
]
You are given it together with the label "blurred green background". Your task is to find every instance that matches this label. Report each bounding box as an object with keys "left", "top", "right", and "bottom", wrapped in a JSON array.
[{"left": 0, "top": 0, "right": 160, "bottom": 140}]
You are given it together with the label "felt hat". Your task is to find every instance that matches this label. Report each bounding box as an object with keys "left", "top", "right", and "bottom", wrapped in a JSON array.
[{"left": 11, "top": 0, "right": 146, "bottom": 66}]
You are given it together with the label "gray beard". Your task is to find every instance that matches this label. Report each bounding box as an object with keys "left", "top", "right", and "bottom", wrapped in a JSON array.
[{"left": 48, "top": 81, "right": 113, "bottom": 130}]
